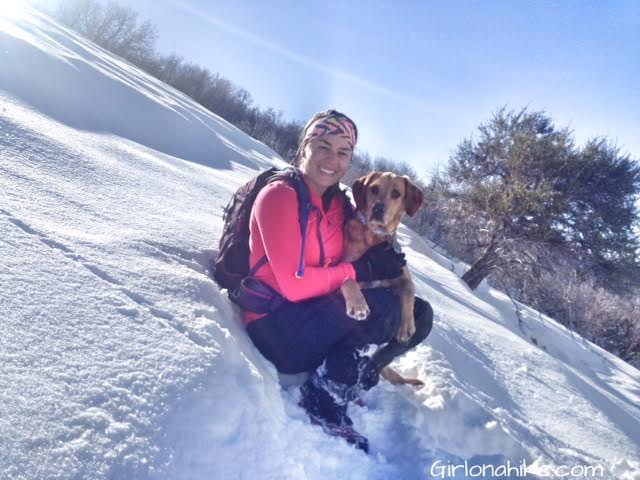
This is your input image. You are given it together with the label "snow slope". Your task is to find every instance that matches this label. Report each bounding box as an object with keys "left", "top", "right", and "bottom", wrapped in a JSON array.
[{"left": 1, "top": 6, "right": 639, "bottom": 480}]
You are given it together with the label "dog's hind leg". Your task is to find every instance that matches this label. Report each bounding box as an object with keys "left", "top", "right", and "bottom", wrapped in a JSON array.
[
  {"left": 380, "top": 366, "right": 424, "bottom": 386},
  {"left": 372, "top": 296, "right": 434, "bottom": 387},
  {"left": 374, "top": 341, "right": 424, "bottom": 387},
  {"left": 372, "top": 337, "right": 424, "bottom": 386}
]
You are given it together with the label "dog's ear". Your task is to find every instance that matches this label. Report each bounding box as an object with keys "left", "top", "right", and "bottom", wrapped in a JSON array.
[
  {"left": 352, "top": 177, "right": 367, "bottom": 211},
  {"left": 404, "top": 177, "right": 424, "bottom": 216},
  {"left": 352, "top": 172, "right": 382, "bottom": 210}
]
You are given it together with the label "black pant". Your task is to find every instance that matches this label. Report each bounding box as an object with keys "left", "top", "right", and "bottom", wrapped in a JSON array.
[{"left": 247, "top": 288, "right": 433, "bottom": 388}]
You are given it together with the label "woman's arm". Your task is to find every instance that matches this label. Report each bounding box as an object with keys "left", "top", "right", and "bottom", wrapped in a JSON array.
[{"left": 252, "top": 182, "right": 355, "bottom": 302}]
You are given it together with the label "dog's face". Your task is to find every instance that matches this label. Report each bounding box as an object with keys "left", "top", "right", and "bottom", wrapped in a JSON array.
[{"left": 352, "top": 171, "right": 424, "bottom": 236}]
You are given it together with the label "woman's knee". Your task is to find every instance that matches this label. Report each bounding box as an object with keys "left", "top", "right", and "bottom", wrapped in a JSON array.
[
  {"left": 360, "top": 288, "right": 402, "bottom": 343},
  {"left": 365, "top": 288, "right": 401, "bottom": 313},
  {"left": 410, "top": 297, "right": 433, "bottom": 347}
]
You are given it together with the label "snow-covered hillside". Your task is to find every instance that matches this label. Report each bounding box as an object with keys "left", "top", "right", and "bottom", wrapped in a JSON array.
[{"left": 1, "top": 6, "right": 639, "bottom": 480}]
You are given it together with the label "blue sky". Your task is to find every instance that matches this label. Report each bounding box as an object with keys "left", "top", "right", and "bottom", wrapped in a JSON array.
[{"left": 92, "top": 1, "right": 640, "bottom": 177}]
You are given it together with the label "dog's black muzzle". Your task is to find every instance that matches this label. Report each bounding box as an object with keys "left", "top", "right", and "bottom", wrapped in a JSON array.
[{"left": 371, "top": 202, "right": 385, "bottom": 221}]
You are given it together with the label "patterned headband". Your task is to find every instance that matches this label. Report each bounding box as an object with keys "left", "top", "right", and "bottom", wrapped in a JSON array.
[{"left": 302, "top": 114, "right": 357, "bottom": 149}]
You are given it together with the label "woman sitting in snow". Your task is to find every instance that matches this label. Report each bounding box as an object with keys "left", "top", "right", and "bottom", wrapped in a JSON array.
[{"left": 243, "top": 109, "right": 433, "bottom": 452}]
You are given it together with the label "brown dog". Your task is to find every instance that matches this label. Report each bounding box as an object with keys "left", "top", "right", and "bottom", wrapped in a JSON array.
[{"left": 339, "top": 172, "right": 424, "bottom": 386}]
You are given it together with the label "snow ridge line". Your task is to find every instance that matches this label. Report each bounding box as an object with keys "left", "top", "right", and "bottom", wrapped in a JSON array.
[
  {"left": 0, "top": 208, "right": 208, "bottom": 348},
  {"left": 1, "top": 207, "right": 123, "bottom": 284}
]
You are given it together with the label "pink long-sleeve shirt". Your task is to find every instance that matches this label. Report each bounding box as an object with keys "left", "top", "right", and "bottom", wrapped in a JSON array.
[{"left": 244, "top": 177, "right": 356, "bottom": 325}]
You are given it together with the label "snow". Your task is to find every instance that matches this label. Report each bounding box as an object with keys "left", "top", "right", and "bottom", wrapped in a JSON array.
[{"left": 1, "top": 6, "right": 639, "bottom": 480}]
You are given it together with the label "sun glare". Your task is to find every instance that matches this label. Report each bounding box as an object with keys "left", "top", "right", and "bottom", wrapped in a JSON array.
[{"left": 1, "top": 0, "right": 29, "bottom": 19}]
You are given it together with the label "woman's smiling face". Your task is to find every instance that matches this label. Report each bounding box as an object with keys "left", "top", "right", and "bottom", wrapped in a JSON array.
[{"left": 299, "top": 134, "right": 353, "bottom": 196}]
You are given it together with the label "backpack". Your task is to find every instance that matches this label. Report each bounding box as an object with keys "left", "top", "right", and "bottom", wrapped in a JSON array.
[
  {"left": 212, "top": 167, "right": 312, "bottom": 295},
  {"left": 212, "top": 167, "right": 353, "bottom": 308}
]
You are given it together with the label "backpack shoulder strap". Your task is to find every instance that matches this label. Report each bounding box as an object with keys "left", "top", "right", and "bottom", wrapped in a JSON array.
[
  {"left": 271, "top": 167, "right": 311, "bottom": 279},
  {"left": 255, "top": 167, "right": 312, "bottom": 279},
  {"left": 338, "top": 186, "right": 354, "bottom": 221}
]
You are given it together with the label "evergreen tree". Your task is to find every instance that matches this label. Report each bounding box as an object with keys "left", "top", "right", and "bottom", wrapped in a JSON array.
[{"left": 445, "top": 108, "right": 640, "bottom": 290}]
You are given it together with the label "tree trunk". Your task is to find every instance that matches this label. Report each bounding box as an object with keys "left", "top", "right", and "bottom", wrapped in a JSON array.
[{"left": 462, "top": 240, "right": 501, "bottom": 290}]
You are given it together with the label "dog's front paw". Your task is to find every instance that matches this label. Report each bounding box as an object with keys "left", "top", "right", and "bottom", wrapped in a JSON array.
[
  {"left": 347, "top": 298, "right": 370, "bottom": 320},
  {"left": 341, "top": 279, "right": 370, "bottom": 321}
]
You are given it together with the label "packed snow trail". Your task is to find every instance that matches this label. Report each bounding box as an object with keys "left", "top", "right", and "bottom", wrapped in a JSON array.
[{"left": 1, "top": 6, "right": 639, "bottom": 480}]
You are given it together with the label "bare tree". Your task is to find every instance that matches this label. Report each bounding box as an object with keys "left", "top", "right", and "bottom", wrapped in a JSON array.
[{"left": 55, "top": 0, "right": 157, "bottom": 64}]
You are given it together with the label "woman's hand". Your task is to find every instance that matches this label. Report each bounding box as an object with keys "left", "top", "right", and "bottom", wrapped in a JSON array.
[{"left": 352, "top": 242, "right": 406, "bottom": 282}]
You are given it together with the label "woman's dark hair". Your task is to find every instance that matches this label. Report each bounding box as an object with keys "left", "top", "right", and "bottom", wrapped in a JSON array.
[{"left": 291, "top": 109, "right": 358, "bottom": 166}]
